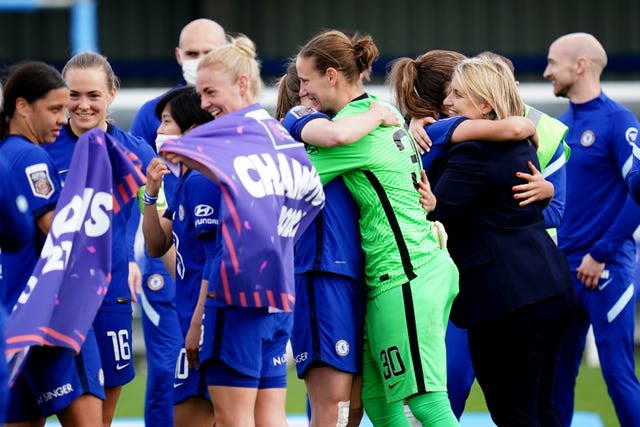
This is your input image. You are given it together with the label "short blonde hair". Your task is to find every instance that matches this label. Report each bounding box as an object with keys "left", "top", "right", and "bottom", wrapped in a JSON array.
[
  {"left": 453, "top": 55, "right": 524, "bottom": 120},
  {"left": 197, "top": 34, "right": 262, "bottom": 101}
]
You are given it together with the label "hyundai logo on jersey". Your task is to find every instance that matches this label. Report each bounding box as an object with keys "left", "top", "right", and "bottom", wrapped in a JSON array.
[{"left": 194, "top": 204, "right": 214, "bottom": 217}]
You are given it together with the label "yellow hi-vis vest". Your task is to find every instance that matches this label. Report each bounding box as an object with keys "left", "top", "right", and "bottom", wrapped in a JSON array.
[
  {"left": 525, "top": 104, "right": 570, "bottom": 241},
  {"left": 525, "top": 104, "right": 570, "bottom": 170}
]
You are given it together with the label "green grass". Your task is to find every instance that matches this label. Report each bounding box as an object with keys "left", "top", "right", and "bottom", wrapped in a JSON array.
[
  {"left": 116, "top": 351, "right": 640, "bottom": 426},
  {"left": 114, "top": 364, "right": 307, "bottom": 418},
  {"left": 463, "top": 353, "right": 640, "bottom": 427}
]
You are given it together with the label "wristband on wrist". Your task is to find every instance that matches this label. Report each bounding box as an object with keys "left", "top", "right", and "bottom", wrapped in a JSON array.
[{"left": 142, "top": 190, "right": 159, "bottom": 205}]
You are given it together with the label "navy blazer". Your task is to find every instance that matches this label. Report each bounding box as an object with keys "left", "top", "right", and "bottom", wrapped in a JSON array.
[{"left": 428, "top": 139, "right": 572, "bottom": 328}]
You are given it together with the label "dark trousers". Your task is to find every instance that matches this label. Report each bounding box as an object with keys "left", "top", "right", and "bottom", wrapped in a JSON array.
[{"left": 467, "top": 288, "right": 575, "bottom": 427}]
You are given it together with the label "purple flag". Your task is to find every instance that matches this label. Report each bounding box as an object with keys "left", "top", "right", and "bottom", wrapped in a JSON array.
[
  {"left": 5, "top": 129, "right": 145, "bottom": 383},
  {"left": 160, "top": 104, "right": 324, "bottom": 312}
]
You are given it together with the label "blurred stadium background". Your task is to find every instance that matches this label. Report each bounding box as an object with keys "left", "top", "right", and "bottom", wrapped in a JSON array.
[{"left": 2, "top": 1, "right": 640, "bottom": 426}]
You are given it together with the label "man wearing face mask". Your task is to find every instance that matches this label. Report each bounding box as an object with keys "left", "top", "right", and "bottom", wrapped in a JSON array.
[
  {"left": 131, "top": 18, "right": 226, "bottom": 148},
  {"left": 129, "top": 18, "right": 226, "bottom": 427}
]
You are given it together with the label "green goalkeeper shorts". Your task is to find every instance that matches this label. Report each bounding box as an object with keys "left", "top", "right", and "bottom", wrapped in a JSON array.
[{"left": 362, "top": 248, "right": 459, "bottom": 403}]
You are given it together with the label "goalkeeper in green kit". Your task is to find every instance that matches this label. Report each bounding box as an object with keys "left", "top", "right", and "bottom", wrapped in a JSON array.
[{"left": 296, "top": 30, "right": 460, "bottom": 426}]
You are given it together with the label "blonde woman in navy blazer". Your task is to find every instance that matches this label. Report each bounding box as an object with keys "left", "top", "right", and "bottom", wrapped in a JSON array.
[{"left": 427, "top": 56, "right": 575, "bottom": 427}]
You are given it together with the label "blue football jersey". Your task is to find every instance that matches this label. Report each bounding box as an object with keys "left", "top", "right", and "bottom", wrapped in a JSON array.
[
  {"left": 556, "top": 92, "right": 640, "bottom": 268},
  {"left": 421, "top": 116, "right": 467, "bottom": 176},
  {"left": 283, "top": 106, "right": 364, "bottom": 280},
  {"left": 0, "top": 135, "right": 61, "bottom": 310},
  {"left": 167, "top": 169, "right": 220, "bottom": 327},
  {"left": 0, "top": 154, "right": 34, "bottom": 252}
]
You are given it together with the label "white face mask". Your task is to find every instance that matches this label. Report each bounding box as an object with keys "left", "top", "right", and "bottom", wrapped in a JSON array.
[
  {"left": 181, "top": 59, "right": 200, "bottom": 85},
  {"left": 155, "top": 133, "right": 180, "bottom": 152}
]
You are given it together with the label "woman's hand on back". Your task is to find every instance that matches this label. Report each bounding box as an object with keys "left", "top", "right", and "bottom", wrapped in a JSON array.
[
  {"left": 409, "top": 116, "right": 436, "bottom": 154},
  {"left": 512, "top": 161, "right": 553, "bottom": 206}
]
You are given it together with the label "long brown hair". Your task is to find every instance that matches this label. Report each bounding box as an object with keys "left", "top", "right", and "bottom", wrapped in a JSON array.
[
  {"left": 388, "top": 50, "right": 466, "bottom": 120},
  {"left": 274, "top": 61, "right": 299, "bottom": 121}
]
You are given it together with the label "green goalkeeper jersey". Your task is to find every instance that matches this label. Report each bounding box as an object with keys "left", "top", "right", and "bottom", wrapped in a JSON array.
[{"left": 308, "top": 94, "right": 441, "bottom": 296}]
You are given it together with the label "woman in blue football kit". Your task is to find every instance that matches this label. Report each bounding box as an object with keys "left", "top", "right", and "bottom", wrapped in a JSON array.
[
  {"left": 43, "top": 52, "right": 154, "bottom": 427},
  {"left": 142, "top": 86, "right": 217, "bottom": 427},
  {"left": 276, "top": 61, "right": 401, "bottom": 427},
  {"left": 0, "top": 61, "right": 105, "bottom": 427},
  {"left": 0, "top": 149, "right": 35, "bottom": 424},
  {"left": 173, "top": 35, "right": 316, "bottom": 426}
]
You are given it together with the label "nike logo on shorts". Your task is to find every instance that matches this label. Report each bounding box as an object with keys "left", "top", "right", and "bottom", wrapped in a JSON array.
[
  {"left": 388, "top": 381, "right": 400, "bottom": 389},
  {"left": 598, "top": 278, "right": 613, "bottom": 291},
  {"left": 116, "top": 362, "right": 130, "bottom": 371},
  {"left": 173, "top": 382, "right": 185, "bottom": 388}
]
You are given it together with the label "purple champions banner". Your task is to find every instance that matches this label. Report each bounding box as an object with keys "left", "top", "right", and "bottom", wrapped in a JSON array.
[
  {"left": 5, "top": 129, "right": 145, "bottom": 383},
  {"left": 161, "top": 104, "right": 324, "bottom": 312}
]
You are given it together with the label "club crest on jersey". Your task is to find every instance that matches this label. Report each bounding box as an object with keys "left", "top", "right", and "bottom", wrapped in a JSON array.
[
  {"left": 147, "top": 273, "right": 164, "bottom": 291},
  {"left": 625, "top": 127, "right": 638, "bottom": 144},
  {"left": 580, "top": 130, "right": 596, "bottom": 147},
  {"left": 25, "top": 163, "right": 54, "bottom": 199},
  {"left": 290, "top": 105, "right": 316, "bottom": 119},
  {"left": 335, "top": 339, "right": 350, "bottom": 357}
]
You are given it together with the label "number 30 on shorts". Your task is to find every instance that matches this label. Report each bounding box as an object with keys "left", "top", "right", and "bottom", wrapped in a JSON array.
[{"left": 380, "top": 346, "right": 406, "bottom": 379}]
